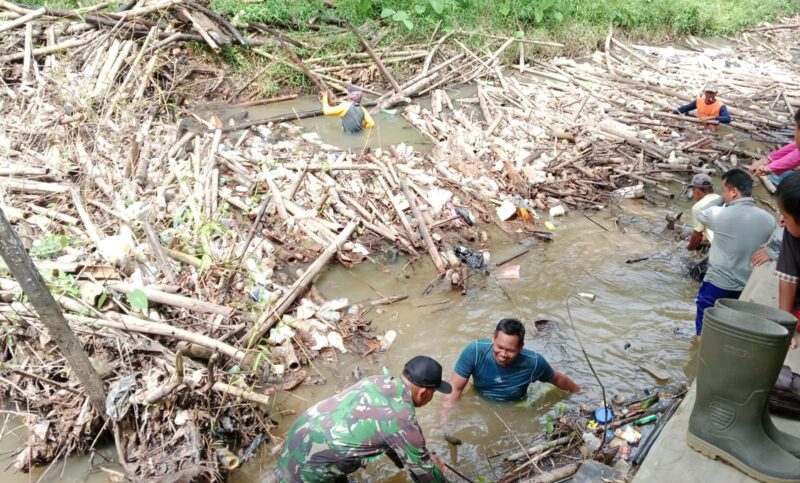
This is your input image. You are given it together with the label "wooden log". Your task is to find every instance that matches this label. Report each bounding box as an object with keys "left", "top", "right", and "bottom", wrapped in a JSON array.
[
  {"left": 398, "top": 178, "right": 445, "bottom": 275},
  {"left": 240, "top": 220, "right": 358, "bottom": 347},
  {"left": 349, "top": 21, "right": 403, "bottom": 94},
  {"left": 0, "top": 6, "right": 44, "bottom": 34},
  {"left": 105, "top": 281, "right": 248, "bottom": 320},
  {"left": 68, "top": 312, "right": 248, "bottom": 362},
  {"left": 378, "top": 176, "right": 418, "bottom": 245},
  {"left": 597, "top": 124, "right": 667, "bottom": 158},
  {"left": 519, "top": 462, "right": 581, "bottom": 483}
]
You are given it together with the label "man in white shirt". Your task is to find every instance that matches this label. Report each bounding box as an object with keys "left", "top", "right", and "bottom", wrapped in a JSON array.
[{"left": 687, "top": 173, "right": 723, "bottom": 251}]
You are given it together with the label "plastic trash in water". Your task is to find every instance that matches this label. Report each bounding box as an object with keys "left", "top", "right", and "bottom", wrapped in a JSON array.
[
  {"left": 612, "top": 183, "right": 645, "bottom": 199},
  {"left": 615, "top": 424, "right": 642, "bottom": 444},
  {"left": 544, "top": 221, "right": 557, "bottom": 232},
  {"left": 582, "top": 432, "right": 601, "bottom": 453},
  {"left": 497, "top": 200, "right": 517, "bottom": 221},
  {"left": 498, "top": 264, "right": 521, "bottom": 279},
  {"left": 453, "top": 244, "right": 489, "bottom": 270},
  {"left": 549, "top": 205, "right": 566, "bottom": 217},
  {"left": 381, "top": 108, "right": 398, "bottom": 116},
  {"left": 380, "top": 330, "right": 397, "bottom": 352},
  {"left": 595, "top": 407, "right": 614, "bottom": 424}
]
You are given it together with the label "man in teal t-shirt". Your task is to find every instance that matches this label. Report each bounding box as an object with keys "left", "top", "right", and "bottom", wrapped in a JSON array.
[{"left": 443, "top": 319, "right": 581, "bottom": 403}]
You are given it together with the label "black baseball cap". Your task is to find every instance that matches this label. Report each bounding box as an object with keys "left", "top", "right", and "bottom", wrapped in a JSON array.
[{"left": 403, "top": 356, "right": 452, "bottom": 394}]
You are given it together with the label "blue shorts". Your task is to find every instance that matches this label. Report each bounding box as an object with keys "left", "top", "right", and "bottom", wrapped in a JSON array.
[
  {"left": 769, "top": 169, "right": 796, "bottom": 187},
  {"left": 695, "top": 281, "right": 742, "bottom": 336}
]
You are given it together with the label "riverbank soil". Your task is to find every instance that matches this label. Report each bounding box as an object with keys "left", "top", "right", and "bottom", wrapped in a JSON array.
[{"left": 0, "top": 0, "right": 798, "bottom": 481}]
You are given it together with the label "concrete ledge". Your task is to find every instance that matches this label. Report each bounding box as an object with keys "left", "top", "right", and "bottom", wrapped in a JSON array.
[{"left": 633, "top": 263, "right": 800, "bottom": 482}]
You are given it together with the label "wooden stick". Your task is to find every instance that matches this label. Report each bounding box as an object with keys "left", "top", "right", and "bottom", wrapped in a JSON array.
[
  {"left": 240, "top": 220, "right": 358, "bottom": 347},
  {"left": 0, "top": 6, "right": 44, "bottom": 34},
  {"left": 70, "top": 189, "right": 102, "bottom": 246},
  {"left": 211, "top": 381, "right": 272, "bottom": 406},
  {"left": 398, "top": 178, "right": 445, "bottom": 275},
  {"left": 0, "top": 37, "right": 91, "bottom": 63},
  {"left": 142, "top": 221, "right": 177, "bottom": 284},
  {"left": 263, "top": 171, "right": 289, "bottom": 221},
  {"left": 105, "top": 281, "right": 246, "bottom": 320},
  {"left": 378, "top": 176, "right": 418, "bottom": 245},
  {"left": 67, "top": 313, "right": 247, "bottom": 362},
  {"left": 349, "top": 21, "right": 402, "bottom": 94}
]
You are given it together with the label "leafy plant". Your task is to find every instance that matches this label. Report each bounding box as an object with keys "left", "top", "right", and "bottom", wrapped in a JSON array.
[
  {"left": 41, "top": 271, "right": 81, "bottom": 298},
  {"left": 544, "top": 414, "right": 555, "bottom": 434},
  {"left": 30, "top": 234, "right": 72, "bottom": 259},
  {"left": 381, "top": 7, "right": 414, "bottom": 30},
  {"left": 128, "top": 289, "right": 149, "bottom": 310}
]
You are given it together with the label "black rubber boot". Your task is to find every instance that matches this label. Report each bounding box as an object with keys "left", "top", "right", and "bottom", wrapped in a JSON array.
[
  {"left": 688, "top": 307, "right": 800, "bottom": 483},
  {"left": 715, "top": 298, "right": 800, "bottom": 458}
]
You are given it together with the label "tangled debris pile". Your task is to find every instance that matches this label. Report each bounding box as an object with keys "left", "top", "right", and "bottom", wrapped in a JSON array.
[
  {"left": 404, "top": 26, "right": 800, "bottom": 210},
  {"left": 492, "top": 385, "right": 687, "bottom": 482},
  {"left": 0, "top": 1, "right": 512, "bottom": 480}
]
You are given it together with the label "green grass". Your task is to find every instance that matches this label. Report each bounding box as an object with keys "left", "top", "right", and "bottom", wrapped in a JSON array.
[{"left": 210, "top": 0, "right": 800, "bottom": 38}]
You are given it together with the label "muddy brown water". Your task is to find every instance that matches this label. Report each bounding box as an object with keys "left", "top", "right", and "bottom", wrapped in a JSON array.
[{"left": 227, "top": 199, "right": 704, "bottom": 482}]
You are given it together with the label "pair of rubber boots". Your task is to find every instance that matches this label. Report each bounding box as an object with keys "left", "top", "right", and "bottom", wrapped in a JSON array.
[{"left": 688, "top": 298, "right": 800, "bottom": 482}]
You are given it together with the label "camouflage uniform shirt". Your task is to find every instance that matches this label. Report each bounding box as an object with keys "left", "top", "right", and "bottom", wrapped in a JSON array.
[{"left": 276, "top": 374, "right": 446, "bottom": 482}]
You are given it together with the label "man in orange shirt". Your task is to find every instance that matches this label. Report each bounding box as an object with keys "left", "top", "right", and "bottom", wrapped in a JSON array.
[{"left": 673, "top": 83, "right": 731, "bottom": 125}]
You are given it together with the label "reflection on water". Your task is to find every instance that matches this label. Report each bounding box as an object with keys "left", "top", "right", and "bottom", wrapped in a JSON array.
[{"left": 231, "top": 197, "right": 703, "bottom": 482}]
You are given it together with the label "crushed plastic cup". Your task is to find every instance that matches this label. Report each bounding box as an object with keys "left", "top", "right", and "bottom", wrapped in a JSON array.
[{"left": 549, "top": 205, "right": 566, "bottom": 217}]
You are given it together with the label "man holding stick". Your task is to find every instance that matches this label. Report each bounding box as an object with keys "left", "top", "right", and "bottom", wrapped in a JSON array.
[{"left": 320, "top": 85, "right": 375, "bottom": 134}]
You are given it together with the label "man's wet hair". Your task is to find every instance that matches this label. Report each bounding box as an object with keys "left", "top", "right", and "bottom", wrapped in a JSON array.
[
  {"left": 777, "top": 172, "right": 800, "bottom": 221},
  {"left": 495, "top": 318, "right": 525, "bottom": 345},
  {"left": 722, "top": 168, "right": 753, "bottom": 197},
  {"left": 697, "top": 184, "right": 714, "bottom": 194}
]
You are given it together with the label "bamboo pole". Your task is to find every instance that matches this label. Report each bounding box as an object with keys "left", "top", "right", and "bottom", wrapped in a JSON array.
[
  {"left": 0, "top": 208, "right": 107, "bottom": 415},
  {"left": 240, "top": 220, "right": 358, "bottom": 347}
]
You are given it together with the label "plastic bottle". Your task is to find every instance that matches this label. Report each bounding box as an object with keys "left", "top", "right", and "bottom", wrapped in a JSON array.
[{"left": 380, "top": 330, "right": 397, "bottom": 352}]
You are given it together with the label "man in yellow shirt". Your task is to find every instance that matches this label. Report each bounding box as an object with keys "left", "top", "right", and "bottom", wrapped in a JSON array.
[
  {"left": 687, "top": 173, "right": 723, "bottom": 251},
  {"left": 320, "top": 86, "right": 375, "bottom": 133}
]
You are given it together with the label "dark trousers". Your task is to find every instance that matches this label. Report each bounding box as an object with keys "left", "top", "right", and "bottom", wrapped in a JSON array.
[{"left": 695, "top": 281, "right": 742, "bottom": 335}]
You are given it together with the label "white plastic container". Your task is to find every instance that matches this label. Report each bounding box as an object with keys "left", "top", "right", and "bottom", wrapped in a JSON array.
[{"left": 380, "top": 330, "right": 397, "bottom": 352}]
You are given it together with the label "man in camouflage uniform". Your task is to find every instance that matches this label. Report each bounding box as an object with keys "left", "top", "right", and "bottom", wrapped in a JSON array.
[{"left": 275, "top": 356, "right": 451, "bottom": 482}]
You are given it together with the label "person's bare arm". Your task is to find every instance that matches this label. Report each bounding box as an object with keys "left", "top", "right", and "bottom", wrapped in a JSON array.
[
  {"left": 442, "top": 373, "right": 469, "bottom": 406},
  {"left": 687, "top": 231, "right": 704, "bottom": 251},
  {"left": 550, "top": 371, "right": 581, "bottom": 393},
  {"left": 438, "top": 373, "right": 469, "bottom": 433},
  {"left": 779, "top": 280, "right": 799, "bottom": 349}
]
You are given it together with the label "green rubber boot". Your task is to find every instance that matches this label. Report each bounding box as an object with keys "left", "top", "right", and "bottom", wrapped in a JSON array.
[
  {"left": 715, "top": 298, "right": 800, "bottom": 458},
  {"left": 688, "top": 307, "right": 800, "bottom": 483}
]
